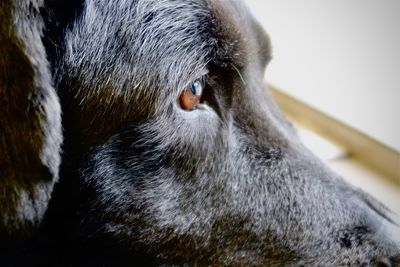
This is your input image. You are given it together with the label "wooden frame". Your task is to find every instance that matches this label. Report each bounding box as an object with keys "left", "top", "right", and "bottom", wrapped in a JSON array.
[{"left": 268, "top": 85, "right": 400, "bottom": 184}]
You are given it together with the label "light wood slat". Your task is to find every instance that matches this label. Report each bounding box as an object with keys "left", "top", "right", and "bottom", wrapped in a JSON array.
[{"left": 268, "top": 85, "right": 400, "bottom": 184}]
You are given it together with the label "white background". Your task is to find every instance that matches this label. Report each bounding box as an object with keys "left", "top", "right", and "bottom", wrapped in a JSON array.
[{"left": 244, "top": 0, "right": 400, "bottom": 151}]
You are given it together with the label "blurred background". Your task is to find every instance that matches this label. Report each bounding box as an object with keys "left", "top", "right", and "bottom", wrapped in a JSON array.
[{"left": 243, "top": 0, "right": 400, "bottom": 221}]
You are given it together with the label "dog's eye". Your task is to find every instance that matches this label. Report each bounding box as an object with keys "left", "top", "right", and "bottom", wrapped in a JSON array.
[{"left": 179, "top": 79, "right": 204, "bottom": 110}]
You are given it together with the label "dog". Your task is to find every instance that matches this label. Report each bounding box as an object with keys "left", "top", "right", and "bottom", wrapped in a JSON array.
[{"left": 1, "top": 0, "right": 399, "bottom": 266}]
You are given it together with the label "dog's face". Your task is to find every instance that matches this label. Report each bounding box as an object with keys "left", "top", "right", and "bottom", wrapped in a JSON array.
[{"left": 37, "top": 0, "right": 400, "bottom": 265}]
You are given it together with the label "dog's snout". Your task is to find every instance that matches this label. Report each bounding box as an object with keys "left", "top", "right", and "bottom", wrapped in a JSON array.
[{"left": 375, "top": 254, "right": 400, "bottom": 267}]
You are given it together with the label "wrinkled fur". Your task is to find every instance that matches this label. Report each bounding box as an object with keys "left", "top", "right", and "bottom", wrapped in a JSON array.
[{"left": 1, "top": 0, "right": 399, "bottom": 266}]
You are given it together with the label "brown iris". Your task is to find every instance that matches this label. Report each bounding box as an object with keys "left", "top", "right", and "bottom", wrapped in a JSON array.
[{"left": 179, "top": 80, "right": 203, "bottom": 110}]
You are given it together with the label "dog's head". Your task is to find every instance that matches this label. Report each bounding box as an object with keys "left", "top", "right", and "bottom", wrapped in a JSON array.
[{"left": 2, "top": 0, "right": 399, "bottom": 265}]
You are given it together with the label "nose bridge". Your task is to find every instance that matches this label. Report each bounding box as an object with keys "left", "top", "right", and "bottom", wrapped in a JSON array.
[{"left": 233, "top": 78, "right": 298, "bottom": 150}]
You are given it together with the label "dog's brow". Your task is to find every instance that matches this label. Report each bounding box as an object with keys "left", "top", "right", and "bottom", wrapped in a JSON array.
[{"left": 60, "top": 0, "right": 218, "bottom": 94}]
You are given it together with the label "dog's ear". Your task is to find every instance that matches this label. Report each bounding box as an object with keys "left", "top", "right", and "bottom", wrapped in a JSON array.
[{"left": 0, "top": 0, "right": 62, "bottom": 245}]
